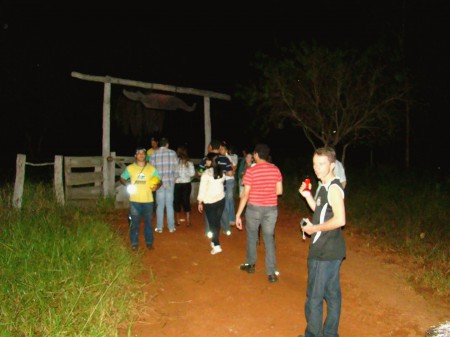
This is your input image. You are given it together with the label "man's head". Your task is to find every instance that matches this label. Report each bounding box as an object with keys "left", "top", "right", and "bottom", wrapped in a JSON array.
[
  {"left": 219, "top": 141, "right": 229, "bottom": 155},
  {"left": 209, "top": 139, "right": 221, "bottom": 153},
  {"left": 151, "top": 136, "right": 159, "bottom": 149},
  {"left": 313, "top": 147, "right": 336, "bottom": 183},
  {"left": 159, "top": 137, "right": 169, "bottom": 147},
  {"left": 135, "top": 147, "right": 146, "bottom": 162},
  {"left": 253, "top": 144, "right": 270, "bottom": 161}
]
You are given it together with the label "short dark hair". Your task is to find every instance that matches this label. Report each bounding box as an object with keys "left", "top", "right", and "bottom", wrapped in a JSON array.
[
  {"left": 253, "top": 143, "right": 270, "bottom": 160},
  {"left": 210, "top": 139, "right": 221, "bottom": 150},
  {"left": 159, "top": 137, "right": 169, "bottom": 147}
]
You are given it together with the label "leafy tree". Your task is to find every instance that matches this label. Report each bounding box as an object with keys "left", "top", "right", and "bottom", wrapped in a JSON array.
[{"left": 237, "top": 42, "right": 408, "bottom": 162}]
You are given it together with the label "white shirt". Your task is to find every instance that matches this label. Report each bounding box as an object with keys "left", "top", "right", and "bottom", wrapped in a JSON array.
[{"left": 197, "top": 168, "right": 225, "bottom": 204}]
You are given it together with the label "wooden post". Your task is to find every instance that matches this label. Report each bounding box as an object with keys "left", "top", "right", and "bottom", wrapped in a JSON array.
[
  {"left": 102, "top": 81, "right": 113, "bottom": 197},
  {"left": 204, "top": 96, "right": 211, "bottom": 155},
  {"left": 54, "top": 155, "right": 65, "bottom": 205},
  {"left": 12, "top": 154, "right": 26, "bottom": 208}
]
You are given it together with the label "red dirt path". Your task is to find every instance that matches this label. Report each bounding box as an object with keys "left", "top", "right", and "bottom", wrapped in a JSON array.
[{"left": 115, "top": 207, "right": 448, "bottom": 337}]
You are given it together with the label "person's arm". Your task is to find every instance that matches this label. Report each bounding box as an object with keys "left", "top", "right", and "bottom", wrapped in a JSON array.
[
  {"left": 235, "top": 184, "right": 250, "bottom": 230},
  {"left": 276, "top": 181, "right": 283, "bottom": 196},
  {"left": 120, "top": 169, "right": 130, "bottom": 186},
  {"left": 303, "top": 184, "right": 346, "bottom": 235}
]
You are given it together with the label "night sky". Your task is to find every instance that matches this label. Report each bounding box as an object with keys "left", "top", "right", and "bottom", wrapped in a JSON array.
[{"left": 1, "top": 1, "right": 449, "bottom": 181}]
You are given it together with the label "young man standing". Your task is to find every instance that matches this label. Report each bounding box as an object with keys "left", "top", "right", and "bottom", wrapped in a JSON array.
[
  {"left": 149, "top": 137, "right": 179, "bottom": 233},
  {"left": 120, "top": 147, "right": 161, "bottom": 251},
  {"left": 298, "top": 147, "right": 346, "bottom": 337},
  {"left": 235, "top": 144, "right": 283, "bottom": 283}
]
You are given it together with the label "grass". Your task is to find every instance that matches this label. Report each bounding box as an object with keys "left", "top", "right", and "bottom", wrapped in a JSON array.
[
  {"left": 1, "top": 164, "right": 448, "bottom": 335},
  {"left": 0, "top": 183, "right": 145, "bottom": 336}
]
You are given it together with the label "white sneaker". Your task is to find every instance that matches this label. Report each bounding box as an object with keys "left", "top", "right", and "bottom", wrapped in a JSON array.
[
  {"left": 225, "top": 230, "right": 231, "bottom": 236},
  {"left": 210, "top": 245, "right": 222, "bottom": 255},
  {"left": 155, "top": 228, "right": 163, "bottom": 233},
  {"left": 206, "top": 231, "right": 213, "bottom": 239},
  {"left": 169, "top": 228, "right": 176, "bottom": 233}
]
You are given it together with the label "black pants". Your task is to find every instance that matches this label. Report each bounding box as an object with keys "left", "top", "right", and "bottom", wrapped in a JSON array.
[
  {"left": 205, "top": 198, "right": 225, "bottom": 246},
  {"left": 174, "top": 182, "right": 192, "bottom": 212}
]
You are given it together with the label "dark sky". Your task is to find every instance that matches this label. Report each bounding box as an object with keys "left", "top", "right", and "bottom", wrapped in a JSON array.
[{"left": 1, "top": 1, "right": 449, "bottom": 179}]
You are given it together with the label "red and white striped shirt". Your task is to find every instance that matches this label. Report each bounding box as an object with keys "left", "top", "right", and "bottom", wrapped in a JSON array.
[{"left": 243, "top": 162, "right": 282, "bottom": 206}]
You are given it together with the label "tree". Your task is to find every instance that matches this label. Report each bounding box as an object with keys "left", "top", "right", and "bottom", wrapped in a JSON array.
[{"left": 237, "top": 42, "right": 408, "bottom": 162}]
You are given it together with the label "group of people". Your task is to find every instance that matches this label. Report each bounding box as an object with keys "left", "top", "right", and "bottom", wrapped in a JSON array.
[
  {"left": 120, "top": 136, "right": 196, "bottom": 250},
  {"left": 121, "top": 138, "right": 348, "bottom": 337}
]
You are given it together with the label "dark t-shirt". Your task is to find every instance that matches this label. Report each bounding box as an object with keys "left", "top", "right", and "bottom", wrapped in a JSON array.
[{"left": 198, "top": 153, "right": 232, "bottom": 173}]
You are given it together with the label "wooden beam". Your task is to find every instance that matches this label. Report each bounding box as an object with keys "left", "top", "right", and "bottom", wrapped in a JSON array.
[{"left": 71, "top": 71, "right": 231, "bottom": 101}]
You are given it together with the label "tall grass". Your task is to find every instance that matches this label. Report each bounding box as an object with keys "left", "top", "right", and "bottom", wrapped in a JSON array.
[
  {"left": 0, "top": 183, "right": 145, "bottom": 336},
  {"left": 280, "top": 163, "right": 449, "bottom": 300}
]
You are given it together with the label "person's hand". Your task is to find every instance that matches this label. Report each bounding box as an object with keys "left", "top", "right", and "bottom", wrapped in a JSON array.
[
  {"left": 235, "top": 216, "right": 243, "bottom": 230},
  {"left": 302, "top": 218, "right": 315, "bottom": 235},
  {"left": 299, "top": 181, "right": 312, "bottom": 198},
  {"left": 198, "top": 203, "right": 203, "bottom": 213}
]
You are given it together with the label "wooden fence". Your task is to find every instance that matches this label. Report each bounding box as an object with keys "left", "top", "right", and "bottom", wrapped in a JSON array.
[{"left": 13, "top": 153, "right": 201, "bottom": 209}]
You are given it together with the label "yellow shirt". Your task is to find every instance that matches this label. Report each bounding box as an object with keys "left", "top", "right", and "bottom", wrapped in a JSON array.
[{"left": 122, "top": 163, "right": 160, "bottom": 203}]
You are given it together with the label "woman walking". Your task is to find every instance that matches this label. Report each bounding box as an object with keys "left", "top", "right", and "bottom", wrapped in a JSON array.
[{"left": 197, "top": 152, "right": 226, "bottom": 255}]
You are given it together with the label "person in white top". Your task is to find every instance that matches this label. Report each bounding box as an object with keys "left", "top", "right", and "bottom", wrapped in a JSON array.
[
  {"left": 174, "top": 145, "right": 196, "bottom": 227},
  {"left": 197, "top": 152, "right": 226, "bottom": 255}
]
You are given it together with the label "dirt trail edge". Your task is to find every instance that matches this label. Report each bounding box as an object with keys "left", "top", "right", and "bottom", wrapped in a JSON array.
[{"left": 115, "top": 209, "right": 448, "bottom": 337}]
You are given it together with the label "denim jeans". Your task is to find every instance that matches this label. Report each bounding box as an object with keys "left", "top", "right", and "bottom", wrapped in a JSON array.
[
  {"left": 155, "top": 184, "right": 175, "bottom": 231},
  {"left": 244, "top": 204, "right": 278, "bottom": 275},
  {"left": 205, "top": 198, "right": 225, "bottom": 246},
  {"left": 129, "top": 202, "right": 154, "bottom": 247},
  {"left": 224, "top": 178, "right": 236, "bottom": 224},
  {"left": 304, "top": 259, "right": 343, "bottom": 337}
]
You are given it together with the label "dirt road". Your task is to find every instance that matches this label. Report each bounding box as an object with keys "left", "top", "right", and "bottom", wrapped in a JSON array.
[{"left": 116, "top": 208, "right": 448, "bottom": 337}]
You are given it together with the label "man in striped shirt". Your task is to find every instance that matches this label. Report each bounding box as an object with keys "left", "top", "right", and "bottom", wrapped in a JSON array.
[{"left": 235, "top": 144, "right": 283, "bottom": 283}]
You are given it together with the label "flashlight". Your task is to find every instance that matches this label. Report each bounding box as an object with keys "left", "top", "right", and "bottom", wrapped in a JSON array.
[{"left": 126, "top": 184, "right": 137, "bottom": 194}]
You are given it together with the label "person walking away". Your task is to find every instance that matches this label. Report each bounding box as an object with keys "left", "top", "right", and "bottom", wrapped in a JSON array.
[
  {"left": 120, "top": 146, "right": 161, "bottom": 251},
  {"left": 149, "top": 137, "right": 179, "bottom": 233},
  {"left": 174, "top": 144, "right": 195, "bottom": 227},
  {"left": 235, "top": 144, "right": 283, "bottom": 283},
  {"left": 298, "top": 146, "right": 346, "bottom": 337},
  {"left": 198, "top": 139, "right": 233, "bottom": 237},
  {"left": 197, "top": 152, "right": 226, "bottom": 255}
]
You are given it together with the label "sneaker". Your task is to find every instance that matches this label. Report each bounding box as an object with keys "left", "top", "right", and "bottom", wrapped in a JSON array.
[
  {"left": 210, "top": 245, "right": 222, "bottom": 255},
  {"left": 206, "top": 231, "right": 213, "bottom": 239},
  {"left": 155, "top": 228, "right": 163, "bottom": 233},
  {"left": 146, "top": 244, "right": 154, "bottom": 250},
  {"left": 169, "top": 228, "right": 176, "bottom": 233},
  {"left": 225, "top": 230, "right": 231, "bottom": 236},
  {"left": 268, "top": 274, "right": 278, "bottom": 283},
  {"left": 240, "top": 263, "right": 255, "bottom": 273}
]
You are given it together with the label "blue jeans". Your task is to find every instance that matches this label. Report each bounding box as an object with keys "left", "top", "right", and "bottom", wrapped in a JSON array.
[
  {"left": 129, "top": 202, "right": 154, "bottom": 247},
  {"left": 225, "top": 178, "right": 236, "bottom": 224},
  {"left": 304, "top": 259, "right": 343, "bottom": 337},
  {"left": 155, "top": 184, "right": 175, "bottom": 231},
  {"left": 244, "top": 204, "right": 278, "bottom": 275}
]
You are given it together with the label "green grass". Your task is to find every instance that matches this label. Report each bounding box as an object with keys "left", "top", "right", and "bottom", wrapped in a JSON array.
[
  {"left": 1, "top": 165, "right": 448, "bottom": 335},
  {"left": 0, "top": 183, "right": 145, "bottom": 336}
]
